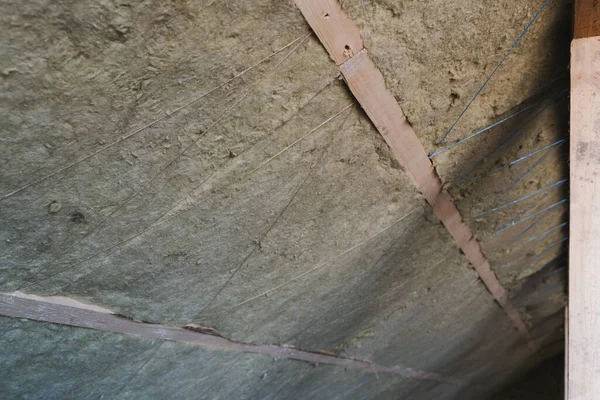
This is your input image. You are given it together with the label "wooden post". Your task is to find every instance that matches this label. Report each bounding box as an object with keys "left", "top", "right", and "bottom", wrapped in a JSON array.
[
  {"left": 565, "top": 305, "right": 568, "bottom": 399},
  {"left": 568, "top": 1, "right": 600, "bottom": 398}
]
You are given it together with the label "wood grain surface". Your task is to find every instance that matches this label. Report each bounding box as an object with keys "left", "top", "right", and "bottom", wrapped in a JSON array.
[
  {"left": 574, "top": 0, "right": 600, "bottom": 39},
  {"left": 568, "top": 36, "right": 600, "bottom": 399}
]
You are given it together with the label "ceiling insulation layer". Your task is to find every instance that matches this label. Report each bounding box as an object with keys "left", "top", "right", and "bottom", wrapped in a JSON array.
[{"left": 0, "top": 0, "right": 569, "bottom": 398}]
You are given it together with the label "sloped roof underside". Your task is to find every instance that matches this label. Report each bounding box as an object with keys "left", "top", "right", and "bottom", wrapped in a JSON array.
[{"left": 0, "top": 0, "right": 569, "bottom": 398}]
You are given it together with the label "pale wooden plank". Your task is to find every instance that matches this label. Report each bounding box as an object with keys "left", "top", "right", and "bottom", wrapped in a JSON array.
[
  {"left": 565, "top": 305, "right": 569, "bottom": 400},
  {"left": 568, "top": 36, "right": 600, "bottom": 399},
  {"left": 294, "top": 0, "right": 535, "bottom": 350}
]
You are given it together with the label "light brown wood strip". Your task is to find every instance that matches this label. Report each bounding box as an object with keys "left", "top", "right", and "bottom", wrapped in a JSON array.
[
  {"left": 294, "top": 0, "right": 535, "bottom": 350},
  {"left": 293, "top": 0, "right": 363, "bottom": 65},
  {"left": 0, "top": 293, "right": 462, "bottom": 385},
  {"left": 568, "top": 36, "right": 600, "bottom": 399}
]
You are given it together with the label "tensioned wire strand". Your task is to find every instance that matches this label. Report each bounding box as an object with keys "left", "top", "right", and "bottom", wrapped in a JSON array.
[{"left": 438, "top": 0, "right": 553, "bottom": 144}]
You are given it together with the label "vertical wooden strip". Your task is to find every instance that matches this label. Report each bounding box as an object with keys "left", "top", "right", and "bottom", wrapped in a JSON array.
[
  {"left": 294, "top": 0, "right": 535, "bottom": 350},
  {"left": 565, "top": 305, "right": 569, "bottom": 400},
  {"left": 568, "top": 35, "right": 600, "bottom": 399}
]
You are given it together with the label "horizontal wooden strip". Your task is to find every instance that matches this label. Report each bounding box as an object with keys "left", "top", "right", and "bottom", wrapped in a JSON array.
[
  {"left": 293, "top": 0, "right": 535, "bottom": 351},
  {"left": 0, "top": 293, "right": 463, "bottom": 385}
]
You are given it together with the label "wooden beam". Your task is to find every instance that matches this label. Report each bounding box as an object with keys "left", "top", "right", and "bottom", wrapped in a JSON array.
[
  {"left": 568, "top": 0, "right": 600, "bottom": 393},
  {"left": 574, "top": 0, "right": 600, "bottom": 39},
  {"left": 293, "top": 0, "right": 535, "bottom": 350}
]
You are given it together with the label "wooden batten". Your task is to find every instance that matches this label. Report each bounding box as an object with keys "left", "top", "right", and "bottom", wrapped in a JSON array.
[{"left": 293, "top": 0, "right": 535, "bottom": 350}]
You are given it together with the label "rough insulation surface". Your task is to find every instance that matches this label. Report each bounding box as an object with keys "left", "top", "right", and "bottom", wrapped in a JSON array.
[{"left": 0, "top": 0, "right": 568, "bottom": 398}]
